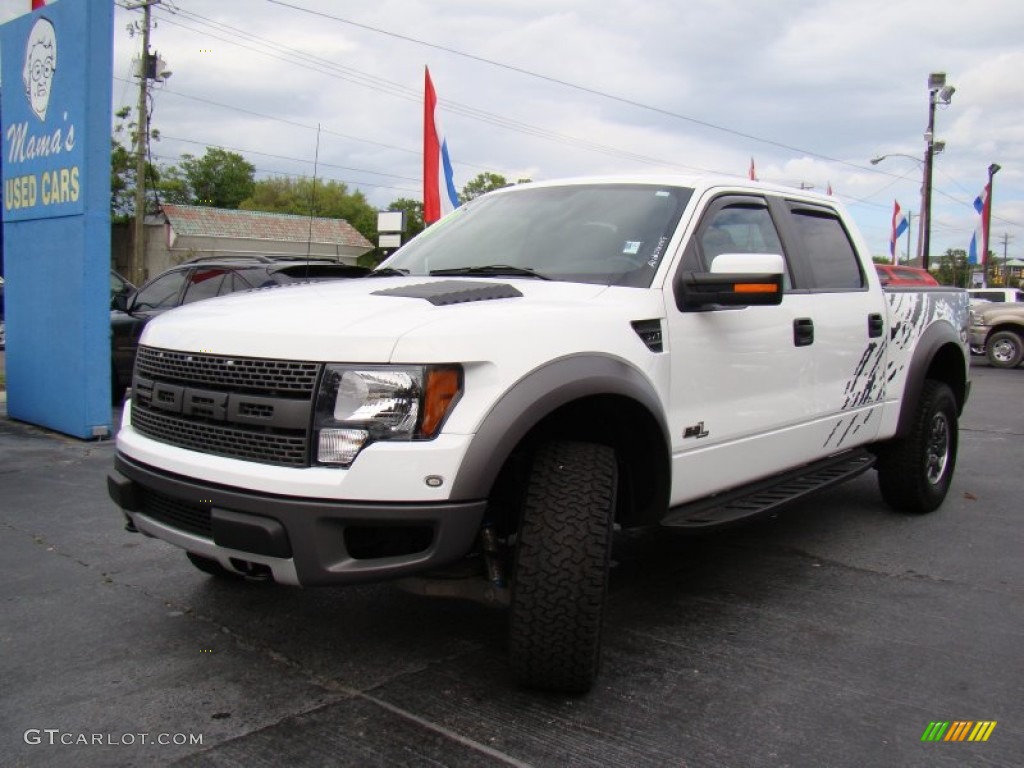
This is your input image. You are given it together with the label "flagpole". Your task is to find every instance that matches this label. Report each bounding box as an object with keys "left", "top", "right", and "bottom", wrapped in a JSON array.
[{"left": 905, "top": 211, "right": 913, "bottom": 265}]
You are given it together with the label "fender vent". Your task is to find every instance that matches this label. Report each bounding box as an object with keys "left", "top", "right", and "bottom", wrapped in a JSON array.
[
  {"left": 631, "top": 319, "right": 664, "bottom": 352},
  {"left": 372, "top": 280, "right": 523, "bottom": 306}
]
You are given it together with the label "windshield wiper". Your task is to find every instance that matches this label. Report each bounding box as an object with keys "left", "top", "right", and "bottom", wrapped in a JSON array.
[
  {"left": 429, "top": 265, "right": 551, "bottom": 280},
  {"left": 366, "top": 267, "right": 409, "bottom": 277}
]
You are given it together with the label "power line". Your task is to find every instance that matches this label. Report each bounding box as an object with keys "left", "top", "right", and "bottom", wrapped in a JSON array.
[
  {"left": 146, "top": 1, "right": 966, "bottom": 191},
  {"left": 145, "top": 7, "right": 718, "bottom": 175},
  {"left": 147, "top": 151, "right": 419, "bottom": 193},
  {"left": 115, "top": 77, "right": 422, "bottom": 158},
  {"left": 158, "top": 134, "right": 421, "bottom": 182},
  {"left": 266, "top": 0, "right": 887, "bottom": 174}
]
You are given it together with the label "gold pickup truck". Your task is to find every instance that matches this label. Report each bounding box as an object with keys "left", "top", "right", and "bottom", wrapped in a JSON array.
[{"left": 970, "top": 301, "right": 1024, "bottom": 367}]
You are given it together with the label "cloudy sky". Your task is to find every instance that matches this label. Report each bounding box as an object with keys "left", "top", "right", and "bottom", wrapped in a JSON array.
[{"left": 4, "top": 0, "right": 1024, "bottom": 262}]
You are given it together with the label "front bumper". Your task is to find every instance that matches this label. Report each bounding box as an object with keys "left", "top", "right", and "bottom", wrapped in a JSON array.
[
  {"left": 969, "top": 327, "right": 989, "bottom": 351},
  {"left": 109, "top": 452, "right": 487, "bottom": 586}
]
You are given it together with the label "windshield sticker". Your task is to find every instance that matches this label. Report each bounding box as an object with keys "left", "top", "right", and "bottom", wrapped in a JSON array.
[
  {"left": 623, "top": 241, "right": 642, "bottom": 255},
  {"left": 648, "top": 236, "right": 669, "bottom": 268},
  {"left": 655, "top": 190, "right": 671, "bottom": 197}
]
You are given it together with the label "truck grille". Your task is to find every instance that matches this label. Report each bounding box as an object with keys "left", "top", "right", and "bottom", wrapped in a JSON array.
[
  {"left": 131, "top": 346, "right": 320, "bottom": 467},
  {"left": 136, "top": 347, "right": 319, "bottom": 395}
]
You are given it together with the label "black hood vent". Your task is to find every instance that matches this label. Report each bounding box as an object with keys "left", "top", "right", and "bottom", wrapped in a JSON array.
[
  {"left": 371, "top": 280, "right": 523, "bottom": 306},
  {"left": 631, "top": 319, "right": 664, "bottom": 352}
]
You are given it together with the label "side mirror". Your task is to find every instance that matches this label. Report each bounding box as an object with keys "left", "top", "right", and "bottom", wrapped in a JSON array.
[
  {"left": 112, "top": 293, "right": 131, "bottom": 312},
  {"left": 675, "top": 253, "right": 785, "bottom": 312}
]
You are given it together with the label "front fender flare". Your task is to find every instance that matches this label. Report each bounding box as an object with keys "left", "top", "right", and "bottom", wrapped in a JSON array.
[{"left": 448, "top": 354, "right": 669, "bottom": 501}]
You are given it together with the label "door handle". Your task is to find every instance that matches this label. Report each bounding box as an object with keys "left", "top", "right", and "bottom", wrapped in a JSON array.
[
  {"left": 794, "top": 317, "right": 814, "bottom": 347},
  {"left": 868, "top": 313, "right": 884, "bottom": 338}
]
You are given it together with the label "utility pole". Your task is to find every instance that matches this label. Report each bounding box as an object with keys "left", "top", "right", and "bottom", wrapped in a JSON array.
[
  {"left": 920, "top": 73, "right": 955, "bottom": 271},
  {"left": 1000, "top": 232, "right": 1014, "bottom": 287},
  {"left": 130, "top": 0, "right": 159, "bottom": 287},
  {"left": 904, "top": 211, "right": 914, "bottom": 265}
]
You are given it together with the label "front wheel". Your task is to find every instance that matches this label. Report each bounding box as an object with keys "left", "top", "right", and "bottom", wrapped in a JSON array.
[
  {"left": 986, "top": 330, "right": 1023, "bottom": 368},
  {"left": 875, "top": 380, "right": 958, "bottom": 513},
  {"left": 509, "top": 441, "right": 617, "bottom": 694}
]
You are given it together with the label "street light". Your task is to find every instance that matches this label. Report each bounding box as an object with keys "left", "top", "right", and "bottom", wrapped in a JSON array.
[
  {"left": 870, "top": 145, "right": 945, "bottom": 166},
  {"left": 920, "top": 72, "right": 955, "bottom": 271},
  {"left": 869, "top": 152, "right": 935, "bottom": 264}
]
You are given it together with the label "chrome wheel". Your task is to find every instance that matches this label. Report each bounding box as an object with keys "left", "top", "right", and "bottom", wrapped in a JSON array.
[
  {"left": 990, "top": 338, "right": 1017, "bottom": 364},
  {"left": 924, "top": 411, "right": 950, "bottom": 485}
]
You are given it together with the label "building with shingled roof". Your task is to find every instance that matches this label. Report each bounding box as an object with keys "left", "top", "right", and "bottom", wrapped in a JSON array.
[{"left": 113, "top": 205, "right": 375, "bottom": 282}]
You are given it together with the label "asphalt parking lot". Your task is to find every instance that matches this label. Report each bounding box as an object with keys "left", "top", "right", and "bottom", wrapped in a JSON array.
[{"left": 1, "top": 362, "right": 1021, "bottom": 767}]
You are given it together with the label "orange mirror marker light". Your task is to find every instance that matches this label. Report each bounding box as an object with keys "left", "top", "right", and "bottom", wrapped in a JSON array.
[{"left": 733, "top": 282, "right": 778, "bottom": 294}]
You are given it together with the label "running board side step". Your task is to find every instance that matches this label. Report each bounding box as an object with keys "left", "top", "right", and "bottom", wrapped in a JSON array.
[{"left": 661, "top": 449, "right": 875, "bottom": 531}]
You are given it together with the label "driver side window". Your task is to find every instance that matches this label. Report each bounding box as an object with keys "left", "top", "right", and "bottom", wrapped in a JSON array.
[{"left": 682, "top": 198, "right": 791, "bottom": 289}]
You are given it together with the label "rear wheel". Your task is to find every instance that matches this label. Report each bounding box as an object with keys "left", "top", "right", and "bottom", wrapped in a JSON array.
[
  {"left": 986, "top": 330, "right": 1023, "bottom": 368},
  {"left": 875, "top": 380, "right": 958, "bottom": 513},
  {"left": 509, "top": 441, "right": 617, "bottom": 694}
]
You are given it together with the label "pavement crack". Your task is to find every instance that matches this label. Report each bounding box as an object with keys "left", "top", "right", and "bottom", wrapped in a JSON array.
[{"left": 100, "top": 574, "right": 532, "bottom": 767}]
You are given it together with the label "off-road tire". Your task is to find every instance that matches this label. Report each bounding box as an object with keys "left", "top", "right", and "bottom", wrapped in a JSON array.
[
  {"left": 985, "top": 330, "right": 1023, "bottom": 369},
  {"left": 509, "top": 441, "right": 617, "bottom": 694},
  {"left": 875, "top": 380, "right": 958, "bottom": 513}
]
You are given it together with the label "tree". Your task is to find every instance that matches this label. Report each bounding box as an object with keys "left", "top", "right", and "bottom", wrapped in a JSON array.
[
  {"left": 460, "top": 172, "right": 510, "bottom": 202},
  {"left": 162, "top": 148, "right": 255, "bottom": 209},
  {"left": 934, "top": 248, "right": 970, "bottom": 288},
  {"left": 153, "top": 164, "right": 192, "bottom": 206},
  {"left": 110, "top": 106, "right": 160, "bottom": 222},
  {"left": 241, "top": 176, "right": 377, "bottom": 243},
  {"left": 110, "top": 133, "right": 135, "bottom": 223}
]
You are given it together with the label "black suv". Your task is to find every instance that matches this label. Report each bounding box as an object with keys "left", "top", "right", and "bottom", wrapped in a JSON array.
[{"left": 111, "top": 256, "right": 369, "bottom": 398}]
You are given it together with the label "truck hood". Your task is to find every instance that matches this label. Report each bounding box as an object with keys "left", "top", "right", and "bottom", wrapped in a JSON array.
[{"left": 139, "top": 277, "right": 618, "bottom": 362}]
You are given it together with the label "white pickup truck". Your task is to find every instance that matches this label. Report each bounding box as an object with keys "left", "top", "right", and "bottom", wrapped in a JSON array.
[{"left": 108, "top": 176, "right": 970, "bottom": 693}]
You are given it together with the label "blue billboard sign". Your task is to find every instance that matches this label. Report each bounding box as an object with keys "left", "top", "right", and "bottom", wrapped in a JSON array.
[{"left": 3, "top": 9, "right": 85, "bottom": 220}]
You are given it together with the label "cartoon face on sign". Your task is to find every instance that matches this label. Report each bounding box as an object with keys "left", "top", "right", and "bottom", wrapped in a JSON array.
[{"left": 22, "top": 17, "right": 57, "bottom": 122}]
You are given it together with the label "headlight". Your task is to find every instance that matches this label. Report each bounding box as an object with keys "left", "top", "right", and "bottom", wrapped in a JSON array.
[
  {"left": 970, "top": 310, "right": 985, "bottom": 327},
  {"left": 313, "top": 365, "right": 461, "bottom": 466}
]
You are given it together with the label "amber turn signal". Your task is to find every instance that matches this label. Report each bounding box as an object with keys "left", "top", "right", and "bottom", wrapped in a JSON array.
[{"left": 420, "top": 366, "right": 462, "bottom": 437}]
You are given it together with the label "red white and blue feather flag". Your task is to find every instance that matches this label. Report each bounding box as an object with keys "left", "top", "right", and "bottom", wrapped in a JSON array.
[
  {"left": 423, "top": 67, "right": 460, "bottom": 224},
  {"left": 968, "top": 184, "right": 989, "bottom": 266},
  {"left": 889, "top": 200, "right": 909, "bottom": 263}
]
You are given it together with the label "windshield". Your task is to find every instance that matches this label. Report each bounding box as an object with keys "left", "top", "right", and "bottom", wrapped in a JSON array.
[{"left": 383, "top": 183, "right": 693, "bottom": 288}]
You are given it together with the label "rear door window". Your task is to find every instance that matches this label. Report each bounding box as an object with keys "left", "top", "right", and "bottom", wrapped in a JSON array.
[
  {"left": 224, "top": 271, "right": 255, "bottom": 294},
  {"left": 787, "top": 206, "right": 864, "bottom": 291},
  {"left": 181, "top": 268, "right": 229, "bottom": 305}
]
